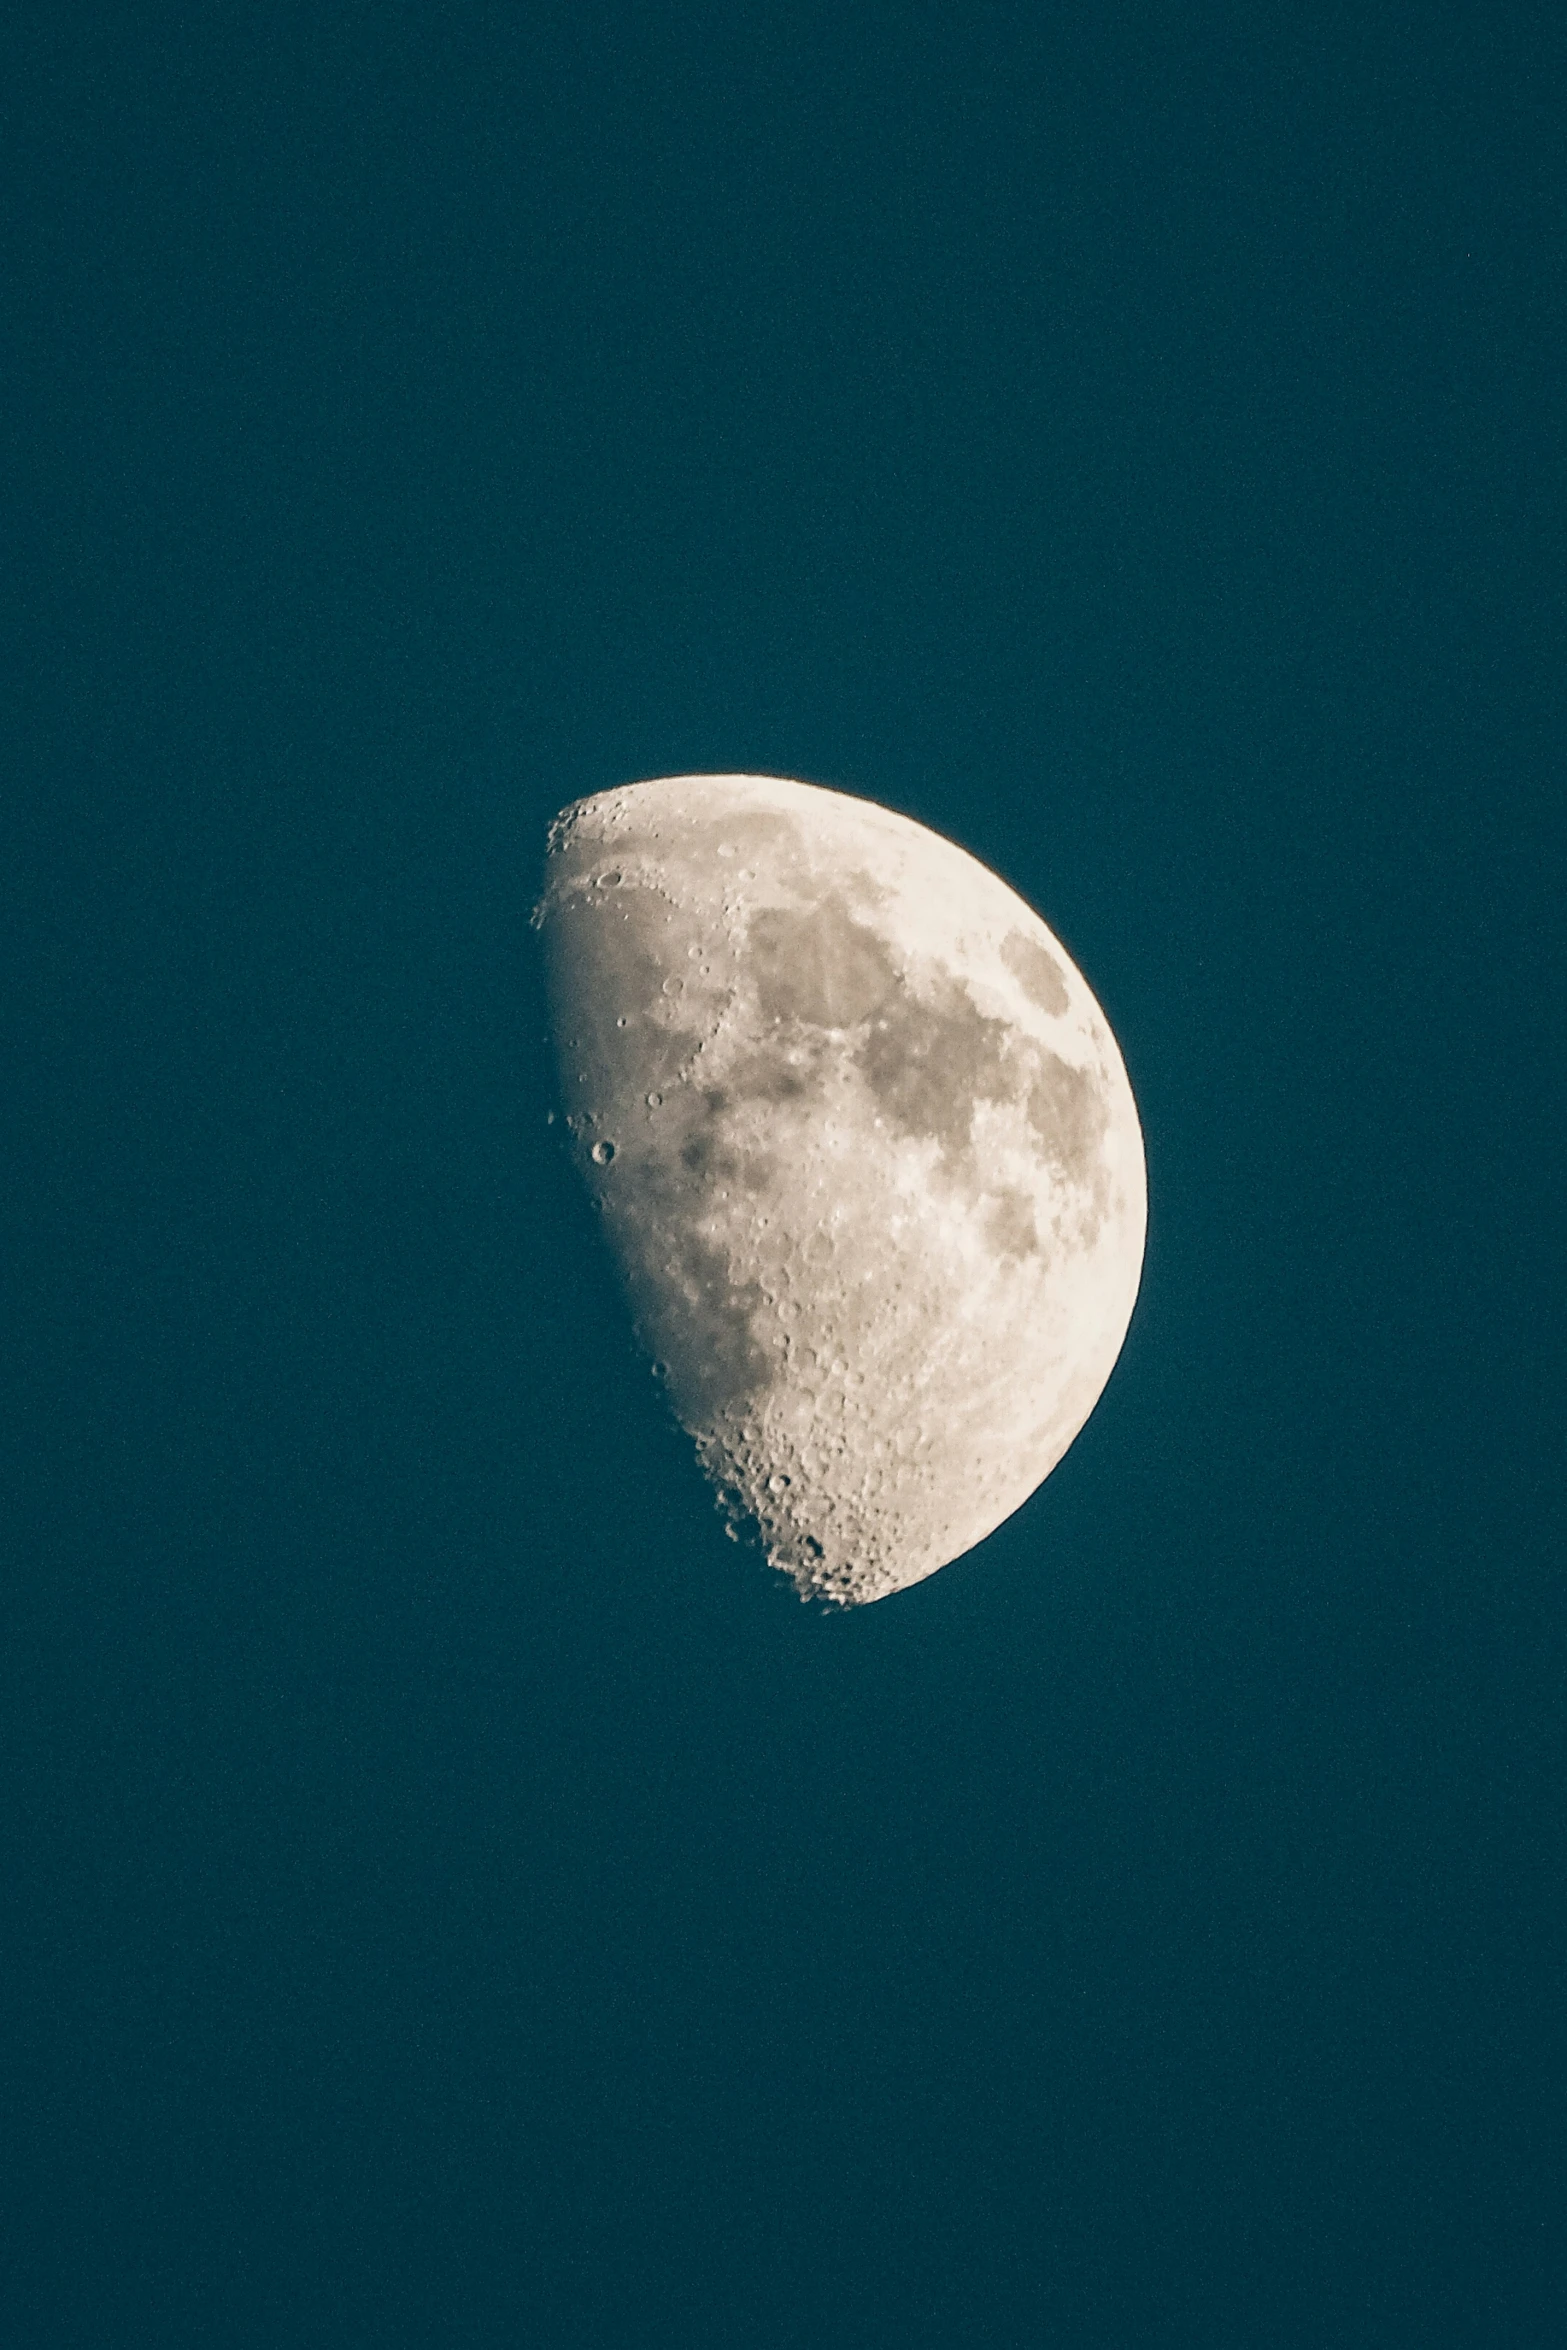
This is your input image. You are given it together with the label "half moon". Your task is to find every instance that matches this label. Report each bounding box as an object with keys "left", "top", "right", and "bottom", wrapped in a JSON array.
[{"left": 535, "top": 773, "right": 1146, "bottom": 1606}]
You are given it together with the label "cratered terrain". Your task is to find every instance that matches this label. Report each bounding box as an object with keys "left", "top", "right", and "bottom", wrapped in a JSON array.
[{"left": 535, "top": 773, "right": 1146, "bottom": 1605}]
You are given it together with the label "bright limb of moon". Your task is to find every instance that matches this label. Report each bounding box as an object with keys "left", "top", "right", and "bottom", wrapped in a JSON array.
[{"left": 534, "top": 774, "right": 1146, "bottom": 1606}]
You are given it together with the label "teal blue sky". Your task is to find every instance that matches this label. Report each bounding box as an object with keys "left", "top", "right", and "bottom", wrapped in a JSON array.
[{"left": 6, "top": 6, "right": 1563, "bottom": 2344}]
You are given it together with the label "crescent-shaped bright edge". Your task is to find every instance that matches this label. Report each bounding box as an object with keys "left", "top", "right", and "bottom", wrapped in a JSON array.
[{"left": 535, "top": 774, "right": 1147, "bottom": 1606}]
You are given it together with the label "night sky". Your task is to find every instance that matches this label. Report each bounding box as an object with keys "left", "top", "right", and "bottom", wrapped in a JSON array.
[{"left": 6, "top": 7, "right": 1564, "bottom": 2345}]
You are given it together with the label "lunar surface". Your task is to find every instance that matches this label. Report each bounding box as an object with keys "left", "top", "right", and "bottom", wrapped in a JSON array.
[{"left": 534, "top": 773, "right": 1146, "bottom": 1606}]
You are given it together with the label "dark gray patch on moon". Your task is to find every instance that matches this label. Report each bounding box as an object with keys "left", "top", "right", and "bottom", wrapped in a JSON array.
[
  {"left": 744, "top": 891, "right": 1021, "bottom": 1165},
  {"left": 1002, "top": 928, "right": 1071, "bottom": 1017},
  {"left": 749, "top": 893, "right": 899, "bottom": 1030},
  {"left": 987, "top": 1188, "right": 1040, "bottom": 1259},
  {"left": 1026, "top": 1052, "right": 1109, "bottom": 1184},
  {"left": 859, "top": 967, "right": 1015, "bottom": 1160},
  {"left": 674, "top": 1092, "right": 777, "bottom": 1198}
]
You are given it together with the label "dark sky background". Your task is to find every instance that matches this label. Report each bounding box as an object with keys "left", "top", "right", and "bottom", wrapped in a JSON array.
[{"left": 5, "top": 5, "right": 1564, "bottom": 2344}]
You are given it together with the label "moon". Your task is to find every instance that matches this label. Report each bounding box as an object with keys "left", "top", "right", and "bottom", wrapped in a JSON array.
[{"left": 534, "top": 773, "right": 1146, "bottom": 1606}]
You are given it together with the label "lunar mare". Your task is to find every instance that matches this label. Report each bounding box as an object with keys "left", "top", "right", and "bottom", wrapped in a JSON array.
[{"left": 534, "top": 773, "right": 1146, "bottom": 1606}]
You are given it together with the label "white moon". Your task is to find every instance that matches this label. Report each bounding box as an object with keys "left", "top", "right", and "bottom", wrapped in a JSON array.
[{"left": 535, "top": 773, "right": 1146, "bottom": 1606}]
